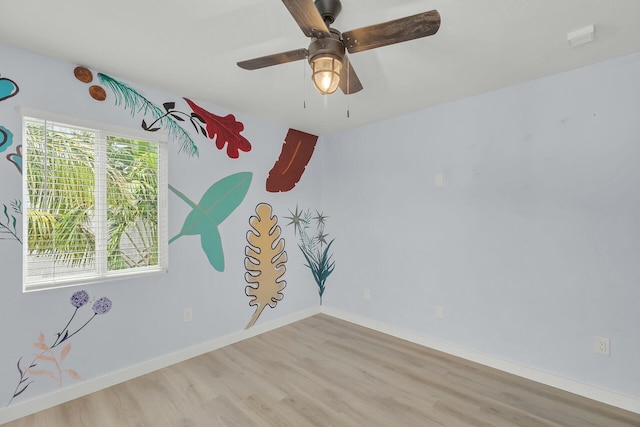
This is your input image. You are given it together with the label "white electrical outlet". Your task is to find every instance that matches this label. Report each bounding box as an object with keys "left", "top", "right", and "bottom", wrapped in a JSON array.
[
  {"left": 434, "top": 174, "right": 445, "bottom": 187},
  {"left": 184, "top": 307, "right": 193, "bottom": 323},
  {"left": 435, "top": 306, "right": 444, "bottom": 319},
  {"left": 594, "top": 336, "right": 610, "bottom": 356},
  {"left": 363, "top": 289, "right": 371, "bottom": 301}
]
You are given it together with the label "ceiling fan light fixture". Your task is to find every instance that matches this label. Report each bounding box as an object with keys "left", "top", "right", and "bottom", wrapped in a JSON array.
[
  {"left": 308, "top": 33, "right": 345, "bottom": 95},
  {"left": 237, "top": 0, "right": 440, "bottom": 97},
  {"left": 311, "top": 54, "right": 342, "bottom": 94}
]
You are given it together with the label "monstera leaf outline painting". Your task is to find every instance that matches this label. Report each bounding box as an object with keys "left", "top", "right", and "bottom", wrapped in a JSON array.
[
  {"left": 169, "top": 172, "right": 252, "bottom": 271},
  {"left": 244, "top": 203, "right": 287, "bottom": 329}
]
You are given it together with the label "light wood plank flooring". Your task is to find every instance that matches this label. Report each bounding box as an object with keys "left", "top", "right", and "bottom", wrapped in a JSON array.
[{"left": 5, "top": 314, "right": 640, "bottom": 426}]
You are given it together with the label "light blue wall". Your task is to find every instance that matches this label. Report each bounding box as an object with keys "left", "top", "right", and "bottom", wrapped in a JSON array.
[
  {"left": 3, "top": 41, "right": 639, "bottom": 411},
  {"left": 321, "top": 52, "right": 640, "bottom": 397},
  {"left": 0, "top": 44, "right": 321, "bottom": 406}
]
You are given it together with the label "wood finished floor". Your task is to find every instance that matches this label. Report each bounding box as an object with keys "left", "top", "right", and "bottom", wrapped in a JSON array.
[{"left": 5, "top": 314, "right": 640, "bottom": 426}]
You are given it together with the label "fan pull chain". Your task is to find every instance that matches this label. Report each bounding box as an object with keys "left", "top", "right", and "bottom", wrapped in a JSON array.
[
  {"left": 346, "top": 59, "right": 350, "bottom": 118},
  {"left": 303, "top": 57, "right": 307, "bottom": 109}
]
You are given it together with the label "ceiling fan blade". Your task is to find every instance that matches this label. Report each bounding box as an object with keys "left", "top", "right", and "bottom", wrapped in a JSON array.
[
  {"left": 339, "top": 56, "right": 363, "bottom": 94},
  {"left": 342, "top": 10, "right": 440, "bottom": 54},
  {"left": 237, "top": 48, "right": 308, "bottom": 70},
  {"left": 281, "top": 0, "right": 330, "bottom": 38}
]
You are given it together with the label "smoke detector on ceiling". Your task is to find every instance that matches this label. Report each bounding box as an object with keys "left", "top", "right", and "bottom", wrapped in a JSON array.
[{"left": 567, "top": 25, "right": 595, "bottom": 48}]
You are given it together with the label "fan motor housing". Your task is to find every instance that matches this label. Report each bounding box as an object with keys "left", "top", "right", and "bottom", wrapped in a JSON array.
[
  {"left": 314, "top": 0, "right": 342, "bottom": 25},
  {"left": 308, "top": 30, "right": 345, "bottom": 63}
]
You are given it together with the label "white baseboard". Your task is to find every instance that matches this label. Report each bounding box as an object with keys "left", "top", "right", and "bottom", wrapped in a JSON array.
[
  {"left": 320, "top": 306, "right": 640, "bottom": 415},
  {"left": 4, "top": 305, "right": 637, "bottom": 424},
  {"left": 0, "top": 306, "right": 320, "bottom": 425}
]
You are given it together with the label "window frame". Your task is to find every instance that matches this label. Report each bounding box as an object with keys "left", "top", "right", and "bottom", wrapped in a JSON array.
[{"left": 21, "top": 108, "right": 168, "bottom": 292}]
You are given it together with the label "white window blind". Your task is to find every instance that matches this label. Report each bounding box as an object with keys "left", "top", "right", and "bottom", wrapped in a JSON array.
[{"left": 22, "top": 113, "right": 168, "bottom": 291}]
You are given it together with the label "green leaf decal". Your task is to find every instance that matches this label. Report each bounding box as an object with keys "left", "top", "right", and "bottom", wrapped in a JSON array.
[
  {"left": 197, "top": 172, "right": 253, "bottom": 225},
  {"left": 169, "top": 172, "right": 252, "bottom": 272}
]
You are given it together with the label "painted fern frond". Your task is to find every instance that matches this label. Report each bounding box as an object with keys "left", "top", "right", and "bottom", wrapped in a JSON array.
[
  {"left": 98, "top": 73, "right": 199, "bottom": 157},
  {"left": 0, "top": 202, "right": 21, "bottom": 244},
  {"left": 299, "top": 239, "right": 335, "bottom": 304},
  {"left": 286, "top": 206, "right": 335, "bottom": 304},
  {"left": 11, "top": 199, "right": 22, "bottom": 215}
]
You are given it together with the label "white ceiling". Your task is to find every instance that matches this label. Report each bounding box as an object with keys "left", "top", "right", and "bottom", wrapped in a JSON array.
[{"left": 2, "top": 0, "right": 640, "bottom": 136}]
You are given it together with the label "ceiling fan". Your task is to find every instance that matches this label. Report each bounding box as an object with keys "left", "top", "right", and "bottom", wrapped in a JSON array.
[{"left": 237, "top": 0, "right": 441, "bottom": 95}]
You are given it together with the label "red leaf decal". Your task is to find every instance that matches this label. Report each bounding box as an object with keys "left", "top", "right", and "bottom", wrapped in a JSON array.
[
  {"left": 266, "top": 129, "right": 318, "bottom": 192},
  {"left": 184, "top": 98, "right": 251, "bottom": 159},
  {"left": 38, "top": 333, "right": 46, "bottom": 343}
]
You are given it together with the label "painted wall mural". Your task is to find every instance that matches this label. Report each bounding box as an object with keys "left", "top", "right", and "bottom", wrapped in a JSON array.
[
  {"left": 5, "top": 145, "right": 21, "bottom": 174},
  {"left": 184, "top": 98, "right": 252, "bottom": 159},
  {"left": 286, "top": 206, "right": 335, "bottom": 305},
  {"left": 266, "top": 129, "right": 318, "bottom": 192},
  {"left": 244, "top": 203, "right": 287, "bottom": 329},
  {"left": 72, "top": 66, "right": 106, "bottom": 101},
  {"left": 0, "top": 126, "right": 13, "bottom": 152},
  {"left": 0, "top": 47, "right": 324, "bottom": 418},
  {"left": 0, "top": 74, "right": 20, "bottom": 102},
  {"left": 140, "top": 101, "right": 206, "bottom": 139},
  {"left": 0, "top": 199, "right": 22, "bottom": 244},
  {"left": 169, "top": 172, "right": 253, "bottom": 272},
  {"left": 74, "top": 66, "right": 198, "bottom": 156},
  {"left": 1, "top": 126, "right": 21, "bottom": 173},
  {"left": 0, "top": 73, "right": 21, "bottom": 173},
  {"left": 101, "top": 72, "right": 201, "bottom": 156},
  {"left": 73, "top": 67, "right": 252, "bottom": 159},
  {"left": 7, "top": 290, "right": 113, "bottom": 406}
]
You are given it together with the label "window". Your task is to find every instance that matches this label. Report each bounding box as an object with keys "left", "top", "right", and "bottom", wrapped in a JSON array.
[{"left": 22, "top": 111, "right": 168, "bottom": 291}]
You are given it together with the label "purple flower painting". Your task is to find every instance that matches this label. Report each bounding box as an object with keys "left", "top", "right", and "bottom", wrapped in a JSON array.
[{"left": 7, "top": 290, "right": 113, "bottom": 406}]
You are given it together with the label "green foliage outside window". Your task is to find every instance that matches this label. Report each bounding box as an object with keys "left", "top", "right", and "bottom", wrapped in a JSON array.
[{"left": 25, "top": 119, "right": 161, "bottom": 285}]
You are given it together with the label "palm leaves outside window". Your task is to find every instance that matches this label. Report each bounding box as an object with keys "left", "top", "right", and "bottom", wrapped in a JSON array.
[{"left": 24, "top": 117, "right": 165, "bottom": 289}]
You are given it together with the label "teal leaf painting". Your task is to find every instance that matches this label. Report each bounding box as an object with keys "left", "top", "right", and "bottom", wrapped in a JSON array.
[
  {"left": 0, "top": 125, "right": 13, "bottom": 152},
  {"left": 169, "top": 172, "right": 252, "bottom": 271},
  {"left": 0, "top": 75, "right": 20, "bottom": 102}
]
